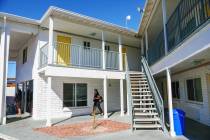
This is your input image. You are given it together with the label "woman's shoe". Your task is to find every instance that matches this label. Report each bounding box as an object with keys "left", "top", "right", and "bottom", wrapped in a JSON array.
[{"left": 100, "top": 113, "right": 104, "bottom": 116}]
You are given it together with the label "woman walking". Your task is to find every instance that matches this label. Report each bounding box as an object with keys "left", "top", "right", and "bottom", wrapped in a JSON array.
[{"left": 92, "top": 89, "right": 103, "bottom": 116}]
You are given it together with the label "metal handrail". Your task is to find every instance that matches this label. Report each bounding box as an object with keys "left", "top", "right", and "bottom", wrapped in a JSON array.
[
  {"left": 141, "top": 56, "right": 167, "bottom": 133},
  {"left": 125, "top": 54, "right": 134, "bottom": 130}
]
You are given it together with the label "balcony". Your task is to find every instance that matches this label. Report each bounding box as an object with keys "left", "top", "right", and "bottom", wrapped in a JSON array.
[
  {"left": 167, "top": 0, "right": 210, "bottom": 52},
  {"left": 39, "top": 42, "right": 123, "bottom": 71},
  {"left": 147, "top": 0, "right": 210, "bottom": 65}
]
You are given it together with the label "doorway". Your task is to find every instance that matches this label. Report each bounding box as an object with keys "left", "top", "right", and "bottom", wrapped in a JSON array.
[{"left": 17, "top": 80, "right": 33, "bottom": 115}]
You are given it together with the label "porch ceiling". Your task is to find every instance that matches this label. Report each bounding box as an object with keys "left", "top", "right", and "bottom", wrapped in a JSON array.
[
  {"left": 154, "top": 47, "right": 210, "bottom": 78},
  {"left": 9, "top": 31, "right": 33, "bottom": 60},
  {"left": 44, "top": 18, "right": 140, "bottom": 48},
  {"left": 9, "top": 31, "right": 32, "bottom": 51}
]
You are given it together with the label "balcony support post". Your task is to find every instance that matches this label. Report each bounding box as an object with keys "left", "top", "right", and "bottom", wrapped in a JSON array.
[
  {"left": 46, "top": 76, "right": 52, "bottom": 126},
  {"left": 118, "top": 35, "right": 123, "bottom": 71},
  {"left": 162, "top": 0, "right": 168, "bottom": 55},
  {"left": 120, "top": 79, "right": 124, "bottom": 116},
  {"left": 0, "top": 16, "right": 10, "bottom": 125},
  {"left": 48, "top": 16, "right": 54, "bottom": 64},
  {"left": 166, "top": 68, "right": 176, "bottom": 137},
  {"left": 141, "top": 38, "right": 144, "bottom": 72},
  {"left": 102, "top": 31, "right": 106, "bottom": 69},
  {"left": 103, "top": 76, "right": 108, "bottom": 118},
  {"left": 145, "top": 29, "right": 148, "bottom": 60}
]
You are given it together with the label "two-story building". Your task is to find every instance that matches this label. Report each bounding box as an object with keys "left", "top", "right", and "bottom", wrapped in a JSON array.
[
  {"left": 0, "top": 7, "right": 141, "bottom": 127},
  {"left": 0, "top": 0, "right": 210, "bottom": 137}
]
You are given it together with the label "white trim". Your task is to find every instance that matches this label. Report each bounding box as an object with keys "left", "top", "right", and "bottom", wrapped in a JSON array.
[
  {"left": 103, "top": 76, "right": 108, "bottom": 118},
  {"left": 120, "top": 79, "right": 124, "bottom": 116},
  {"left": 48, "top": 16, "right": 54, "bottom": 64},
  {"left": 46, "top": 77, "right": 52, "bottom": 126},
  {"left": 162, "top": 0, "right": 168, "bottom": 55}
]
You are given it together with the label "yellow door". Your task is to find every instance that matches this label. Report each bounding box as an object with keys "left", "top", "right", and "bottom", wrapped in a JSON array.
[
  {"left": 207, "top": 1, "right": 210, "bottom": 17},
  {"left": 122, "top": 47, "right": 127, "bottom": 70},
  {"left": 57, "top": 36, "right": 71, "bottom": 65}
]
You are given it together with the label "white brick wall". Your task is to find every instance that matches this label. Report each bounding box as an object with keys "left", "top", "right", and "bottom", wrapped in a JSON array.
[
  {"left": 156, "top": 66, "right": 210, "bottom": 126},
  {"left": 32, "top": 76, "right": 127, "bottom": 120}
]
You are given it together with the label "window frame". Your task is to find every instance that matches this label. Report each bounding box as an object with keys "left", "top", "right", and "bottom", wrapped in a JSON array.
[
  {"left": 186, "top": 78, "right": 203, "bottom": 103},
  {"left": 172, "top": 81, "right": 180, "bottom": 99},
  {"left": 23, "top": 47, "right": 28, "bottom": 64},
  {"left": 83, "top": 41, "right": 91, "bottom": 49},
  {"left": 63, "top": 83, "right": 88, "bottom": 108},
  {"left": 105, "top": 45, "right": 110, "bottom": 51}
]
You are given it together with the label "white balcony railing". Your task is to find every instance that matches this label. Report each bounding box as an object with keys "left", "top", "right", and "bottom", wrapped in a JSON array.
[{"left": 39, "top": 42, "right": 123, "bottom": 70}]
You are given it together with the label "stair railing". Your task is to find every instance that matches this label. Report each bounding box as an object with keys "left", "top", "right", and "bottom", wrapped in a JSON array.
[
  {"left": 124, "top": 53, "right": 134, "bottom": 130},
  {"left": 141, "top": 56, "right": 167, "bottom": 133}
]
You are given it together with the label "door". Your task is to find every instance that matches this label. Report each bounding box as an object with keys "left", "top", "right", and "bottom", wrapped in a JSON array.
[
  {"left": 57, "top": 35, "right": 71, "bottom": 65},
  {"left": 122, "top": 47, "right": 127, "bottom": 70}
]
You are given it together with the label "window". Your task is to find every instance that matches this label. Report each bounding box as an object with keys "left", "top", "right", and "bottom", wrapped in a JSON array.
[
  {"left": 186, "top": 78, "right": 203, "bottom": 102},
  {"left": 63, "top": 83, "right": 87, "bottom": 107},
  {"left": 83, "top": 41, "right": 90, "bottom": 49},
  {"left": 105, "top": 45, "right": 110, "bottom": 51},
  {"left": 172, "top": 81, "right": 180, "bottom": 99},
  {"left": 23, "top": 47, "right": 28, "bottom": 64}
]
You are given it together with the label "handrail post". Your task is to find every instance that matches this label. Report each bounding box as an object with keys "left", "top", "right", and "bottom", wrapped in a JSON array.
[{"left": 141, "top": 56, "right": 167, "bottom": 133}]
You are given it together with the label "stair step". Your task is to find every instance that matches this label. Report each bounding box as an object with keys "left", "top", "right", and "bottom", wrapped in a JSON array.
[
  {"left": 132, "top": 95, "right": 152, "bottom": 98},
  {"left": 134, "top": 108, "right": 156, "bottom": 111},
  {"left": 133, "top": 118, "right": 160, "bottom": 122},
  {"left": 133, "top": 103, "right": 155, "bottom": 106},
  {"left": 132, "top": 94, "right": 152, "bottom": 97},
  {"left": 133, "top": 124, "right": 161, "bottom": 129},
  {"left": 132, "top": 91, "right": 150, "bottom": 93},
  {"left": 134, "top": 112, "right": 158, "bottom": 116},
  {"left": 129, "top": 72, "right": 144, "bottom": 75},
  {"left": 131, "top": 84, "right": 149, "bottom": 87},
  {"left": 133, "top": 98, "right": 153, "bottom": 101}
]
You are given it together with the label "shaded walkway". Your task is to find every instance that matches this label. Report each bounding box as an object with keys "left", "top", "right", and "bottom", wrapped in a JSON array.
[{"left": 185, "top": 118, "right": 210, "bottom": 140}]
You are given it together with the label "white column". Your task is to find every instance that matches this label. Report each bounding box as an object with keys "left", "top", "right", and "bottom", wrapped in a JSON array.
[
  {"left": 0, "top": 16, "right": 10, "bottom": 125},
  {"left": 48, "top": 16, "right": 54, "bottom": 64},
  {"left": 103, "top": 76, "right": 108, "bottom": 118},
  {"left": 145, "top": 29, "right": 149, "bottom": 60},
  {"left": 126, "top": 92, "right": 130, "bottom": 116},
  {"left": 102, "top": 32, "right": 106, "bottom": 69},
  {"left": 120, "top": 79, "right": 124, "bottom": 116},
  {"left": 118, "top": 35, "right": 123, "bottom": 71},
  {"left": 141, "top": 38, "right": 144, "bottom": 56},
  {"left": 140, "top": 38, "right": 144, "bottom": 72},
  {"left": 46, "top": 77, "right": 52, "bottom": 126},
  {"left": 162, "top": 0, "right": 168, "bottom": 55},
  {"left": 166, "top": 68, "right": 176, "bottom": 137}
]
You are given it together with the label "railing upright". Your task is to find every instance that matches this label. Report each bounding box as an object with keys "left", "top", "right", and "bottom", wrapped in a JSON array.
[
  {"left": 141, "top": 56, "right": 167, "bottom": 133},
  {"left": 125, "top": 54, "right": 133, "bottom": 130}
]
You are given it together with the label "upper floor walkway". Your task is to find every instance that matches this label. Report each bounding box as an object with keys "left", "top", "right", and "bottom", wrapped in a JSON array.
[{"left": 139, "top": 0, "right": 210, "bottom": 74}]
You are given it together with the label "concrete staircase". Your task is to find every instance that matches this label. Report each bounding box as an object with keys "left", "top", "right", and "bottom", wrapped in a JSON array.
[{"left": 129, "top": 72, "right": 162, "bottom": 130}]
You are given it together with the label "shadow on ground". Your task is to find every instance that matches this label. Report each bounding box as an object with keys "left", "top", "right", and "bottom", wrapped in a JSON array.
[
  {"left": 6, "top": 116, "right": 31, "bottom": 124},
  {"left": 184, "top": 118, "right": 210, "bottom": 140}
]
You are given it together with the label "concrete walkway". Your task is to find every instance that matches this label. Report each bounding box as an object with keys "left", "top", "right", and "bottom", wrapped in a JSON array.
[{"left": 0, "top": 112, "right": 187, "bottom": 140}]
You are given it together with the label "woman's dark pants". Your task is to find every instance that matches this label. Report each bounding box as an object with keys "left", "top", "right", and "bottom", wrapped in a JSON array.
[{"left": 93, "top": 102, "right": 103, "bottom": 114}]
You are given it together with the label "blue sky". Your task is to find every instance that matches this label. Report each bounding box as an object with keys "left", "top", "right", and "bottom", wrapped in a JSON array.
[{"left": 0, "top": 0, "right": 145, "bottom": 78}]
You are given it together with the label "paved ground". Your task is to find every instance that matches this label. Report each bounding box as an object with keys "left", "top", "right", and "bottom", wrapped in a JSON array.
[
  {"left": 184, "top": 118, "right": 210, "bottom": 140},
  {"left": 0, "top": 112, "right": 198, "bottom": 140}
]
